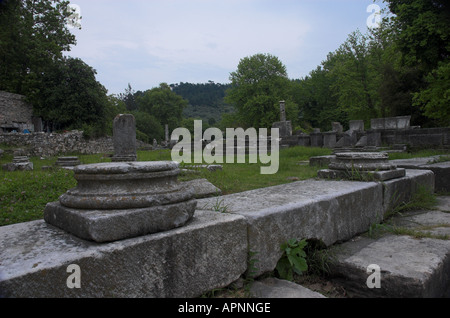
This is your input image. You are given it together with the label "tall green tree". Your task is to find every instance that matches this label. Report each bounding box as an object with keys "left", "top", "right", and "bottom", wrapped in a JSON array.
[
  {"left": 0, "top": 0, "right": 77, "bottom": 95},
  {"left": 225, "top": 53, "right": 297, "bottom": 129},
  {"left": 384, "top": 0, "right": 450, "bottom": 126},
  {"left": 30, "top": 56, "right": 109, "bottom": 134},
  {"left": 136, "top": 83, "right": 188, "bottom": 132}
]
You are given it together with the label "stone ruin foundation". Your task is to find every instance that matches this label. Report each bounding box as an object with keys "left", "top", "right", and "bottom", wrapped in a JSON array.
[
  {"left": 44, "top": 161, "right": 197, "bottom": 243},
  {"left": 55, "top": 156, "right": 81, "bottom": 169},
  {"left": 318, "top": 152, "right": 406, "bottom": 181}
]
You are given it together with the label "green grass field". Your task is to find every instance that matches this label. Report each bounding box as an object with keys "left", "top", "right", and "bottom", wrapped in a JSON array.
[{"left": 1, "top": 146, "right": 448, "bottom": 227}]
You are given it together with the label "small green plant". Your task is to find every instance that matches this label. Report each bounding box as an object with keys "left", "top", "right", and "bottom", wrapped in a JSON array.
[
  {"left": 276, "top": 238, "right": 308, "bottom": 281},
  {"left": 211, "top": 198, "right": 230, "bottom": 213}
]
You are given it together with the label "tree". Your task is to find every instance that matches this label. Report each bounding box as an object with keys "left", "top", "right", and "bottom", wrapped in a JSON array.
[
  {"left": 0, "top": 0, "right": 77, "bottom": 95},
  {"left": 136, "top": 83, "right": 188, "bottom": 131},
  {"left": 225, "top": 53, "right": 297, "bottom": 129},
  {"left": 30, "top": 57, "right": 109, "bottom": 134},
  {"left": 384, "top": 0, "right": 450, "bottom": 126}
]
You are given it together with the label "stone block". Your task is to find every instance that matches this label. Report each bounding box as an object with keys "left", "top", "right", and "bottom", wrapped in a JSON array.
[
  {"left": 309, "top": 155, "right": 335, "bottom": 167},
  {"left": 197, "top": 180, "right": 384, "bottom": 276},
  {"left": 310, "top": 133, "right": 323, "bottom": 147},
  {"left": 382, "top": 169, "right": 435, "bottom": 214},
  {"left": 331, "top": 234, "right": 450, "bottom": 297},
  {"left": 0, "top": 211, "right": 248, "bottom": 298},
  {"left": 272, "top": 121, "right": 292, "bottom": 138},
  {"left": 323, "top": 132, "right": 336, "bottom": 148},
  {"left": 349, "top": 120, "right": 364, "bottom": 132}
]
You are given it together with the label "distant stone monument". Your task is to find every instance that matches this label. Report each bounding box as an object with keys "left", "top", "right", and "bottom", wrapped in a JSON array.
[
  {"left": 112, "top": 114, "right": 137, "bottom": 162},
  {"left": 44, "top": 161, "right": 197, "bottom": 242},
  {"left": 2, "top": 149, "right": 33, "bottom": 171},
  {"left": 272, "top": 101, "right": 292, "bottom": 138}
]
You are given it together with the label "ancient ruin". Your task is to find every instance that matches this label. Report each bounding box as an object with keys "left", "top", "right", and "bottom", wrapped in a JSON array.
[
  {"left": 44, "top": 161, "right": 197, "bottom": 242},
  {"left": 111, "top": 114, "right": 137, "bottom": 162}
]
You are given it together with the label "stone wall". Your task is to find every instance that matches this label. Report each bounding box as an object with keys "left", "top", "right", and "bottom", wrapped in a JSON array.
[
  {"left": 0, "top": 130, "right": 114, "bottom": 157},
  {"left": 0, "top": 91, "right": 35, "bottom": 133}
]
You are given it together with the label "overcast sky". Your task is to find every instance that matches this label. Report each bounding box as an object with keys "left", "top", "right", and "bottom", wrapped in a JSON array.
[{"left": 65, "top": 0, "right": 387, "bottom": 95}]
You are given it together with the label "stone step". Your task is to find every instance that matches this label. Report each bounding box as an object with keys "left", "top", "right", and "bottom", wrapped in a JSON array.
[
  {"left": 250, "top": 278, "right": 326, "bottom": 298},
  {"left": 330, "top": 196, "right": 450, "bottom": 298}
]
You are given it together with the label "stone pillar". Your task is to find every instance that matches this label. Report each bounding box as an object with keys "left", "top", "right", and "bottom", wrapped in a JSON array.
[
  {"left": 165, "top": 124, "right": 169, "bottom": 144},
  {"left": 44, "top": 161, "right": 197, "bottom": 243},
  {"left": 279, "top": 101, "right": 286, "bottom": 122},
  {"left": 323, "top": 132, "right": 337, "bottom": 148},
  {"left": 112, "top": 114, "right": 137, "bottom": 162}
]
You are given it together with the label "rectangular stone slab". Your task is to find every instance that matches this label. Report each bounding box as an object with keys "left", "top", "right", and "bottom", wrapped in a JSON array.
[
  {"left": 197, "top": 179, "right": 385, "bottom": 276},
  {"left": 0, "top": 211, "right": 248, "bottom": 298}
]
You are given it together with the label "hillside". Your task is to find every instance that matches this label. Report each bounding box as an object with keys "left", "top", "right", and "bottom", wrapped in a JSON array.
[{"left": 170, "top": 82, "right": 235, "bottom": 123}]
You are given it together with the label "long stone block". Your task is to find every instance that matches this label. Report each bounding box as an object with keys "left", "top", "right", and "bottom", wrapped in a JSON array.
[
  {"left": 391, "top": 157, "right": 449, "bottom": 193},
  {"left": 382, "top": 169, "right": 435, "bottom": 214},
  {"left": 0, "top": 211, "right": 248, "bottom": 298},
  {"left": 197, "top": 180, "right": 385, "bottom": 276}
]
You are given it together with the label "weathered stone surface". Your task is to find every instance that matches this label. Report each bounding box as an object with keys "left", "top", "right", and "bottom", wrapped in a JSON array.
[
  {"left": 331, "top": 234, "right": 450, "bottom": 298},
  {"left": 272, "top": 121, "right": 292, "bottom": 138},
  {"left": 349, "top": 120, "right": 364, "bottom": 132},
  {"left": 390, "top": 157, "right": 450, "bottom": 193},
  {"left": 112, "top": 114, "right": 137, "bottom": 162},
  {"left": 183, "top": 178, "right": 222, "bottom": 199},
  {"left": 329, "top": 152, "right": 395, "bottom": 171},
  {"left": 309, "top": 155, "right": 335, "bottom": 167},
  {"left": 56, "top": 156, "right": 81, "bottom": 167},
  {"left": 381, "top": 169, "right": 435, "bottom": 217},
  {"left": 197, "top": 179, "right": 385, "bottom": 276},
  {"left": 44, "top": 161, "right": 197, "bottom": 242},
  {"left": 371, "top": 116, "right": 411, "bottom": 130},
  {"left": 330, "top": 201, "right": 450, "bottom": 299},
  {"left": 323, "top": 132, "right": 336, "bottom": 148},
  {"left": 0, "top": 211, "right": 248, "bottom": 298},
  {"left": 250, "top": 278, "right": 326, "bottom": 298}
]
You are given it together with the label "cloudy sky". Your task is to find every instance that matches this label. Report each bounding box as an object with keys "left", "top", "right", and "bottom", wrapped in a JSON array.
[{"left": 65, "top": 0, "right": 387, "bottom": 95}]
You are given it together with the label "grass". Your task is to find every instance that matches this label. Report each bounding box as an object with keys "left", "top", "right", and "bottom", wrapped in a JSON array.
[
  {"left": 1, "top": 146, "right": 448, "bottom": 227},
  {"left": 0, "top": 146, "right": 331, "bottom": 226},
  {"left": 388, "top": 149, "right": 450, "bottom": 161}
]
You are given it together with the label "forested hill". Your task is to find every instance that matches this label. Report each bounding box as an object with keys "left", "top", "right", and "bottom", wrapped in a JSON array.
[{"left": 170, "top": 82, "right": 234, "bottom": 124}]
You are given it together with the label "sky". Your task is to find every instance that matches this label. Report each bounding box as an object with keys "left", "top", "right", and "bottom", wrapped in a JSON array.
[{"left": 65, "top": 0, "right": 388, "bottom": 96}]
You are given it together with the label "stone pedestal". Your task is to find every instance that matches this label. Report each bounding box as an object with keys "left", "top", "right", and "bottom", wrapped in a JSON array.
[
  {"left": 318, "top": 152, "right": 405, "bottom": 181},
  {"left": 2, "top": 156, "right": 33, "bottom": 171},
  {"left": 56, "top": 156, "right": 81, "bottom": 168},
  {"left": 44, "top": 161, "right": 197, "bottom": 242}
]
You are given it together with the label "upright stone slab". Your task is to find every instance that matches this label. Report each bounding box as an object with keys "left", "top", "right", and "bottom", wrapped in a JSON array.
[
  {"left": 323, "top": 132, "right": 337, "bottom": 148},
  {"left": 112, "top": 114, "right": 137, "bottom": 162},
  {"left": 349, "top": 120, "right": 364, "bottom": 132},
  {"left": 44, "top": 161, "right": 197, "bottom": 242}
]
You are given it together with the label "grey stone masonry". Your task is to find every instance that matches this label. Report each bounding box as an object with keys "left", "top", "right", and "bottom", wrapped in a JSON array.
[
  {"left": 44, "top": 161, "right": 197, "bottom": 242},
  {"left": 318, "top": 152, "right": 406, "bottom": 181},
  {"left": 112, "top": 114, "right": 137, "bottom": 162}
]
